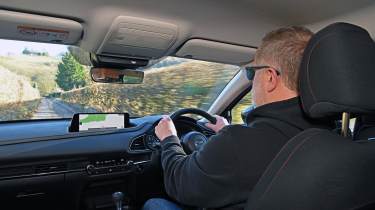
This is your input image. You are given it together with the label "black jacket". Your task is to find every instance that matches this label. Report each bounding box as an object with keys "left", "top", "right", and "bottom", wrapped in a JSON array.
[{"left": 160, "top": 97, "right": 333, "bottom": 209}]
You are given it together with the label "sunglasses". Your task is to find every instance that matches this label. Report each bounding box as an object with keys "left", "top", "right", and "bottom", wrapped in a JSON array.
[{"left": 245, "top": 66, "right": 281, "bottom": 80}]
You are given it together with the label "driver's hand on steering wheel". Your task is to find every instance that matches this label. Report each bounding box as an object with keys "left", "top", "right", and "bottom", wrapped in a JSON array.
[
  {"left": 155, "top": 115, "right": 178, "bottom": 141},
  {"left": 205, "top": 115, "right": 229, "bottom": 133}
]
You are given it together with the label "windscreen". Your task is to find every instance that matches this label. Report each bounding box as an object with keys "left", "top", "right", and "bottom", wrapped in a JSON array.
[{"left": 0, "top": 39, "right": 240, "bottom": 121}]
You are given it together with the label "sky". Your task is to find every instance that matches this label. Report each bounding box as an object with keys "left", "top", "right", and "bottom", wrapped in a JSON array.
[{"left": 0, "top": 39, "right": 68, "bottom": 57}]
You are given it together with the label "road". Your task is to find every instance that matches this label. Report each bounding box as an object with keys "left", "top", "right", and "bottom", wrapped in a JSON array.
[{"left": 32, "top": 98, "right": 77, "bottom": 119}]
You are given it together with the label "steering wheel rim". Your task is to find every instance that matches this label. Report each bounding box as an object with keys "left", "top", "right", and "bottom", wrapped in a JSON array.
[
  {"left": 168, "top": 108, "right": 217, "bottom": 153},
  {"left": 147, "top": 108, "right": 216, "bottom": 152},
  {"left": 170, "top": 108, "right": 217, "bottom": 124}
]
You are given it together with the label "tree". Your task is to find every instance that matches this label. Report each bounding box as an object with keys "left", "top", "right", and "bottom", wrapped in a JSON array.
[
  {"left": 22, "top": 48, "right": 49, "bottom": 56},
  {"left": 55, "top": 53, "right": 87, "bottom": 91},
  {"left": 22, "top": 48, "right": 31, "bottom": 55}
]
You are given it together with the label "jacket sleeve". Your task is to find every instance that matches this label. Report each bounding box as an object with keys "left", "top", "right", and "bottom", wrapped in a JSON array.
[{"left": 160, "top": 126, "right": 240, "bottom": 208}]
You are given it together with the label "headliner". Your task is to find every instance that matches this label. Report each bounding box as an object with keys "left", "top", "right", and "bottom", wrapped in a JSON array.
[{"left": 0, "top": 0, "right": 374, "bottom": 54}]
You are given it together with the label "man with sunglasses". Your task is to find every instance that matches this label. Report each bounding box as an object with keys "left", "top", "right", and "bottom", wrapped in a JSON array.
[{"left": 143, "top": 26, "right": 333, "bottom": 210}]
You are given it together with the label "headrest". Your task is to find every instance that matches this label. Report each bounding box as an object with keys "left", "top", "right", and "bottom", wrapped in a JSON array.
[{"left": 299, "top": 22, "right": 375, "bottom": 119}]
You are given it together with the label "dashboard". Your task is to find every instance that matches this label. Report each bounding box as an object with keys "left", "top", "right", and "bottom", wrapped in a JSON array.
[{"left": 0, "top": 115, "right": 214, "bottom": 210}]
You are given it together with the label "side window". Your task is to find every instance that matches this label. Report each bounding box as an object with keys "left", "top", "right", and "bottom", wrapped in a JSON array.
[{"left": 231, "top": 92, "right": 252, "bottom": 124}]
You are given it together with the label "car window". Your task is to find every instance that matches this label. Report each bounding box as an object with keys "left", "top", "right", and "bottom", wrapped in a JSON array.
[
  {"left": 0, "top": 39, "right": 240, "bottom": 121},
  {"left": 231, "top": 92, "right": 252, "bottom": 124}
]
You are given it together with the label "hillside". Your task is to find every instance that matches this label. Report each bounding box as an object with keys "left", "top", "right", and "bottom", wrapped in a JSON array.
[
  {"left": 60, "top": 60, "right": 242, "bottom": 117},
  {"left": 0, "top": 65, "right": 41, "bottom": 121},
  {"left": 0, "top": 55, "right": 60, "bottom": 96},
  {"left": 0, "top": 55, "right": 60, "bottom": 121},
  {"left": 0, "top": 55, "right": 252, "bottom": 123},
  {"left": 0, "top": 99, "right": 41, "bottom": 121},
  {"left": 0, "top": 66, "right": 40, "bottom": 103}
]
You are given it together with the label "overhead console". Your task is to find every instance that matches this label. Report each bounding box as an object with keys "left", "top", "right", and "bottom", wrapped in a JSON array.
[
  {"left": 97, "top": 16, "right": 178, "bottom": 60},
  {"left": 0, "top": 10, "right": 83, "bottom": 44},
  {"left": 90, "top": 53, "right": 149, "bottom": 69}
]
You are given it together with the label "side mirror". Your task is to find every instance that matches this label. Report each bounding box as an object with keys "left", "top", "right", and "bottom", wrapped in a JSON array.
[{"left": 90, "top": 67, "right": 144, "bottom": 84}]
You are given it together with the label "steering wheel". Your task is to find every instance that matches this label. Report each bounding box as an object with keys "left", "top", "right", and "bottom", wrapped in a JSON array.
[
  {"left": 147, "top": 108, "right": 216, "bottom": 175},
  {"left": 169, "top": 108, "right": 217, "bottom": 154},
  {"left": 170, "top": 108, "right": 217, "bottom": 124}
]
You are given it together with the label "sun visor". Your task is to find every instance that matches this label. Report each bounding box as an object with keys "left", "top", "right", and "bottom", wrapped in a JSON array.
[
  {"left": 0, "top": 10, "right": 83, "bottom": 44},
  {"left": 176, "top": 39, "right": 255, "bottom": 65},
  {"left": 97, "top": 16, "right": 178, "bottom": 60}
]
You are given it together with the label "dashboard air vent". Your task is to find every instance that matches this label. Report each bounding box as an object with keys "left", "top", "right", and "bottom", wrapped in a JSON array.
[
  {"left": 0, "top": 166, "right": 34, "bottom": 178},
  {"left": 130, "top": 135, "right": 147, "bottom": 151}
]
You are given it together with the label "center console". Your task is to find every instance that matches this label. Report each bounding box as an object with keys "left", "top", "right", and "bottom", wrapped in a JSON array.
[{"left": 86, "top": 156, "right": 149, "bottom": 177}]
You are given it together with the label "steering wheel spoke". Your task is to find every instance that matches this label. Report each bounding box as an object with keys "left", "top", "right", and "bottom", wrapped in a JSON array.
[{"left": 170, "top": 108, "right": 216, "bottom": 153}]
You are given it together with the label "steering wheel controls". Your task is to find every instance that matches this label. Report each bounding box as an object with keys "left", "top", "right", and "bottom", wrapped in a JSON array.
[{"left": 145, "top": 134, "right": 160, "bottom": 150}]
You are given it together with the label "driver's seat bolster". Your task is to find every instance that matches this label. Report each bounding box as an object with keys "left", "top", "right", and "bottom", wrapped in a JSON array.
[{"left": 245, "top": 128, "right": 375, "bottom": 210}]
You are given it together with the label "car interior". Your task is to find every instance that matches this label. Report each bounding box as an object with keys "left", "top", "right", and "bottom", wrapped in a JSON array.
[{"left": 0, "top": 0, "right": 374, "bottom": 210}]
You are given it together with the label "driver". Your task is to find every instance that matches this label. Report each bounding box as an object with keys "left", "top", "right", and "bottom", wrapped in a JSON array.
[{"left": 143, "top": 26, "right": 333, "bottom": 209}]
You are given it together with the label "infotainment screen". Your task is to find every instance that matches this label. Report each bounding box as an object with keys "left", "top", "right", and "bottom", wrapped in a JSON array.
[{"left": 69, "top": 113, "right": 129, "bottom": 132}]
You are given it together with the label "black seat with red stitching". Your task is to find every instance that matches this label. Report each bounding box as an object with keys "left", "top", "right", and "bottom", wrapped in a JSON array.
[{"left": 245, "top": 22, "right": 375, "bottom": 210}]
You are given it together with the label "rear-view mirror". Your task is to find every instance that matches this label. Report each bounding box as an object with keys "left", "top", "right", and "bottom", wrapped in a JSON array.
[{"left": 90, "top": 68, "right": 144, "bottom": 84}]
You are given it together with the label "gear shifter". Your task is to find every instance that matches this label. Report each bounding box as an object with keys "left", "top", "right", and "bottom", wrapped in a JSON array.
[{"left": 112, "top": 192, "right": 124, "bottom": 210}]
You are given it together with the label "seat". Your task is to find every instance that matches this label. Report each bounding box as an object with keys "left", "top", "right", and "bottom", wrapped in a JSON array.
[
  {"left": 353, "top": 115, "right": 375, "bottom": 140},
  {"left": 245, "top": 23, "right": 375, "bottom": 210}
]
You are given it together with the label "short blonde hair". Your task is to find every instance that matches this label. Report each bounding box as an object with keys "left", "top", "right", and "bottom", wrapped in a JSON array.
[{"left": 255, "top": 26, "right": 313, "bottom": 91}]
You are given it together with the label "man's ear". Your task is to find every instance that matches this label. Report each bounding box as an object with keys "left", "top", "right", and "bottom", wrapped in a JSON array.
[{"left": 265, "top": 69, "right": 278, "bottom": 92}]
